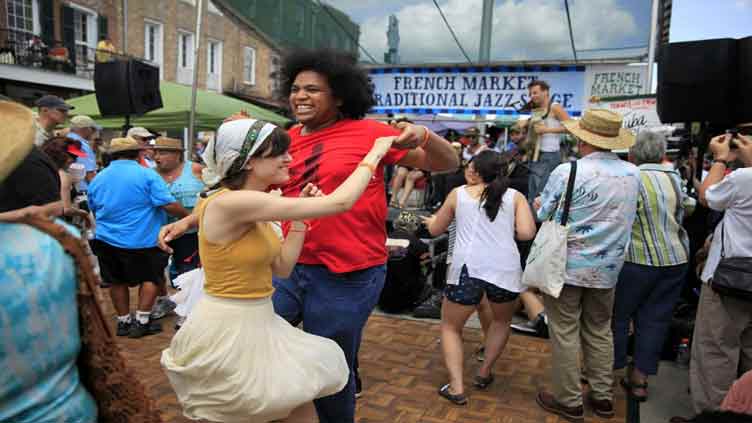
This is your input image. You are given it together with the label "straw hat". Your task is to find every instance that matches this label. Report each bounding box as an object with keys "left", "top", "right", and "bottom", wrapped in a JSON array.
[
  {"left": 562, "top": 109, "right": 635, "bottom": 150},
  {"left": 150, "top": 137, "right": 184, "bottom": 151},
  {"left": 108, "top": 137, "right": 145, "bottom": 153},
  {"left": 0, "top": 101, "right": 35, "bottom": 183}
]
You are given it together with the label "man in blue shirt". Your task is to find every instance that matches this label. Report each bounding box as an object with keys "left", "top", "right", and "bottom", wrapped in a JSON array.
[
  {"left": 89, "top": 137, "right": 189, "bottom": 338},
  {"left": 67, "top": 115, "right": 100, "bottom": 192}
]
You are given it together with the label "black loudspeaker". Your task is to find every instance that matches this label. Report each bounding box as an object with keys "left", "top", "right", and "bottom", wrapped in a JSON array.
[
  {"left": 737, "top": 36, "right": 752, "bottom": 124},
  {"left": 94, "top": 59, "right": 163, "bottom": 116},
  {"left": 657, "top": 38, "right": 738, "bottom": 124}
]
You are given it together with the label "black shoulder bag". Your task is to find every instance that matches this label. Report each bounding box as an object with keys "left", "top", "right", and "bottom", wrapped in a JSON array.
[{"left": 711, "top": 222, "right": 752, "bottom": 301}]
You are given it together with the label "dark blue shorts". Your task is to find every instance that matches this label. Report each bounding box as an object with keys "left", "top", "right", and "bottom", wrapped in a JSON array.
[{"left": 444, "top": 264, "right": 520, "bottom": 306}]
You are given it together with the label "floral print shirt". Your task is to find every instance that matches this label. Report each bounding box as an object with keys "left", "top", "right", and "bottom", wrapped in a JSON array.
[{"left": 537, "top": 152, "right": 640, "bottom": 289}]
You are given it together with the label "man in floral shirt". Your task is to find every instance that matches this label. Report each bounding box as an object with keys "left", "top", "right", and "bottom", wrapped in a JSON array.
[{"left": 533, "top": 109, "right": 640, "bottom": 423}]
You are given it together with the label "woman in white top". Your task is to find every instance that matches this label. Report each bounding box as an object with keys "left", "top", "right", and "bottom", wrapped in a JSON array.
[{"left": 423, "top": 150, "right": 537, "bottom": 405}]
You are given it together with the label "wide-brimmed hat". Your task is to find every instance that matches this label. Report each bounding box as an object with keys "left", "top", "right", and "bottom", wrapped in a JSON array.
[
  {"left": 150, "top": 137, "right": 184, "bottom": 151},
  {"left": 108, "top": 137, "right": 145, "bottom": 153},
  {"left": 0, "top": 101, "right": 35, "bottom": 182},
  {"left": 562, "top": 109, "right": 635, "bottom": 150}
]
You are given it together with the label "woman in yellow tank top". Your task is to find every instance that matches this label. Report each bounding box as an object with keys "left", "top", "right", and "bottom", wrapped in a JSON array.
[{"left": 161, "top": 118, "right": 396, "bottom": 423}]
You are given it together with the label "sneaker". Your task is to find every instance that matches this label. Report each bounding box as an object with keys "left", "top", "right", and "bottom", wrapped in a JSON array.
[
  {"left": 511, "top": 313, "right": 549, "bottom": 339},
  {"left": 116, "top": 320, "right": 132, "bottom": 337},
  {"left": 150, "top": 298, "right": 176, "bottom": 321},
  {"left": 511, "top": 318, "right": 538, "bottom": 334},
  {"left": 412, "top": 289, "right": 442, "bottom": 319},
  {"left": 128, "top": 320, "right": 163, "bottom": 338}
]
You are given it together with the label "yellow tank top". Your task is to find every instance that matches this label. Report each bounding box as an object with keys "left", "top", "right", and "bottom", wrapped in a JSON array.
[{"left": 197, "top": 189, "right": 281, "bottom": 299}]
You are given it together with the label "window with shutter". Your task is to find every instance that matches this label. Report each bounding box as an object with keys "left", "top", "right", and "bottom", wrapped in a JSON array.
[{"left": 243, "top": 46, "right": 255, "bottom": 85}]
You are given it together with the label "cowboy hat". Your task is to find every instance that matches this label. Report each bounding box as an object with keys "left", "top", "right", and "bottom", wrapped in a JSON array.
[
  {"left": 150, "top": 137, "right": 184, "bottom": 151},
  {"left": 0, "top": 101, "right": 35, "bottom": 183},
  {"left": 108, "top": 137, "right": 145, "bottom": 153},
  {"left": 562, "top": 109, "right": 635, "bottom": 150}
]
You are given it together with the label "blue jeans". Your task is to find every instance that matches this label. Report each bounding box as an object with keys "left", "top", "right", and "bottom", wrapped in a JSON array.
[
  {"left": 528, "top": 151, "right": 561, "bottom": 204},
  {"left": 273, "top": 264, "right": 386, "bottom": 423},
  {"left": 612, "top": 262, "right": 688, "bottom": 375}
]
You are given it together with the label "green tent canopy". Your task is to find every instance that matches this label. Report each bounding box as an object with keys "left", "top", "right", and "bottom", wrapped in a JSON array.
[{"left": 65, "top": 81, "right": 289, "bottom": 131}]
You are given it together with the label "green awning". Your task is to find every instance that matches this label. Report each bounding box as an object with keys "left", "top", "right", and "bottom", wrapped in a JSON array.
[{"left": 65, "top": 81, "right": 289, "bottom": 131}]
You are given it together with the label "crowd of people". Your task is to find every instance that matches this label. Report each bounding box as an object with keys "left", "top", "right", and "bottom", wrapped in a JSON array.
[{"left": 0, "top": 47, "right": 751, "bottom": 423}]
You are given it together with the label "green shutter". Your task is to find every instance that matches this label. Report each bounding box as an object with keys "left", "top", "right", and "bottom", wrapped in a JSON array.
[
  {"left": 97, "top": 15, "right": 108, "bottom": 41},
  {"left": 61, "top": 5, "right": 76, "bottom": 68},
  {"left": 39, "top": 0, "right": 54, "bottom": 45}
]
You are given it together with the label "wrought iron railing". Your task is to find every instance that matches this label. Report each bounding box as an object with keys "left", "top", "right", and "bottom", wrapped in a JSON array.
[{"left": 0, "top": 27, "right": 134, "bottom": 79}]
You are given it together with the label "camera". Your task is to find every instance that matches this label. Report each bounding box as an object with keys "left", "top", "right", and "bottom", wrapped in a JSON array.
[{"left": 725, "top": 129, "right": 740, "bottom": 149}]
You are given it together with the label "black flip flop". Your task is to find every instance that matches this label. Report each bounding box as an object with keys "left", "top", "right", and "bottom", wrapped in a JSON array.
[
  {"left": 473, "top": 373, "right": 494, "bottom": 389},
  {"left": 438, "top": 383, "right": 468, "bottom": 405}
]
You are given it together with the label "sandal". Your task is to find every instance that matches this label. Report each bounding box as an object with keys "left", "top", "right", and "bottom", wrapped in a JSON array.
[
  {"left": 438, "top": 383, "right": 468, "bottom": 405},
  {"left": 473, "top": 373, "right": 494, "bottom": 389},
  {"left": 620, "top": 377, "right": 648, "bottom": 402}
]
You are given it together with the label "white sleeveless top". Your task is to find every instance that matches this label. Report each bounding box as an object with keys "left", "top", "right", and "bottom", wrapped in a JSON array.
[
  {"left": 540, "top": 102, "right": 563, "bottom": 152},
  {"left": 447, "top": 186, "right": 523, "bottom": 292}
]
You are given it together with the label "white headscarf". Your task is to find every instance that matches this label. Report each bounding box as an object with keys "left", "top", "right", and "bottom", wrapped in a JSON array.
[{"left": 201, "top": 118, "right": 277, "bottom": 186}]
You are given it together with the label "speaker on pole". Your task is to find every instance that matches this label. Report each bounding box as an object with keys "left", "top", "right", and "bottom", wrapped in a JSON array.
[
  {"left": 736, "top": 36, "right": 752, "bottom": 124},
  {"left": 94, "top": 59, "right": 163, "bottom": 116},
  {"left": 657, "top": 38, "right": 738, "bottom": 125}
]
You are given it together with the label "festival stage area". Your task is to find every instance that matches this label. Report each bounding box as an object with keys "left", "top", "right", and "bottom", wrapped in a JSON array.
[{"left": 106, "top": 290, "right": 626, "bottom": 423}]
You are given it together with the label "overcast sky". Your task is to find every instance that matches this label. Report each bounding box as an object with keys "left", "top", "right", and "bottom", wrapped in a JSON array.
[{"left": 322, "top": 0, "right": 752, "bottom": 64}]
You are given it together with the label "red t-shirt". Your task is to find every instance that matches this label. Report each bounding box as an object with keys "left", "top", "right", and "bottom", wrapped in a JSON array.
[{"left": 283, "top": 119, "right": 407, "bottom": 273}]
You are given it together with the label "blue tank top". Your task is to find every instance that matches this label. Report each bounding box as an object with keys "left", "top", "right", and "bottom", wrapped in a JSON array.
[{"left": 166, "top": 161, "right": 204, "bottom": 225}]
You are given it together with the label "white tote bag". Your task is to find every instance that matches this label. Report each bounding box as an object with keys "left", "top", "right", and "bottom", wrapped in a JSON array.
[{"left": 522, "top": 161, "right": 577, "bottom": 298}]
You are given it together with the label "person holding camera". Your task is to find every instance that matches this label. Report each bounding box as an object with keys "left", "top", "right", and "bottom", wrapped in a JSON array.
[{"left": 690, "top": 130, "right": 752, "bottom": 415}]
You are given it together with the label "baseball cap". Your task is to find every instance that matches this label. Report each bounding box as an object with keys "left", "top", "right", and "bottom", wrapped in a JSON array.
[
  {"left": 35, "top": 95, "right": 74, "bottom": 110},
  {"left": 127, "top": 127, "right": 154, "bottom": 139},
  {"left": 70, "top": 115, "right": 102, "bottom": 130},
  {"left": 65, "top": 140, "right": 88, "bottom": 157}
]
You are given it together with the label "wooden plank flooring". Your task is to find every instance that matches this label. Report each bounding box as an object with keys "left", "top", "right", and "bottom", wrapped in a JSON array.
[{"left": 105, "top": 290, "right": 624, "bottom": 422}]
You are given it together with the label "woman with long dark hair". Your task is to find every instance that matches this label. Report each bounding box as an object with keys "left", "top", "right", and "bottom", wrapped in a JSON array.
[{"left": 423, "top": 150, "right": 536, "bottom": 405}]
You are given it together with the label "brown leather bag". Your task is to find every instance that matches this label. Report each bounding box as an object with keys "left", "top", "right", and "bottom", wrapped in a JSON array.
[{"left": 23, "top": 217, "right": 164, "bottom": 423}]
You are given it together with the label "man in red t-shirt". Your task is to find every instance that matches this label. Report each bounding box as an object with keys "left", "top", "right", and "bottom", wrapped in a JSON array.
[{"left": 272, "top": 50, "right": 459, "bottom": 422}]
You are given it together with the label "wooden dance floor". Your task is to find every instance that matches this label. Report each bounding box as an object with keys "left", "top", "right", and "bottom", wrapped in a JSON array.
[{"left": 108, "top": 295, "right": 625, "bottom": 422}]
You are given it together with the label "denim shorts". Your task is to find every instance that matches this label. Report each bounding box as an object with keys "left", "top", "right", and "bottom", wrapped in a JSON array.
[{"left": 444, "top": 264, "right": 520, "bottom": 306}]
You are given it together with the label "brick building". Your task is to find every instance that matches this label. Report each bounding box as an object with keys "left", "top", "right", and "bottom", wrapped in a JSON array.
[{"left": 1, "top": 0, "right": 284, "bottom": 109}]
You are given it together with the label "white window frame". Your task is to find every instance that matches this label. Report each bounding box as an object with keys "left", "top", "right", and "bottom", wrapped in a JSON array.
[
  {"left": 177, "top": 30, "right": 195, "bottom": 85},
  {"left": 206, "top": 39, "right": 222, "bottom": 92},
  {"left": 6, "top": 0, "right": 40, "bottom": 35},
  {"left": 243, "top": 46, "right": 255, "bottom": 85},
  {"left": 68, "top": 3, "right": 97, "bottom": 73},
  {"left": 144, "top": 19, "right": 164, "bottom": 80},
  {"left": 269, "top": 54, "right": 281, "bottom": 93}
]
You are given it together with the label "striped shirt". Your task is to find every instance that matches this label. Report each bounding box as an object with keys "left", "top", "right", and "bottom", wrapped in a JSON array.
[{"left": 625, "top": 164, "right": 690, "bottom": 266}]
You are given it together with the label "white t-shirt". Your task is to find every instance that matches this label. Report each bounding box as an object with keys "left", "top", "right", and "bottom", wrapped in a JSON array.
[{"left": 701, "top": 167, "right": 752, "bottom": 283}]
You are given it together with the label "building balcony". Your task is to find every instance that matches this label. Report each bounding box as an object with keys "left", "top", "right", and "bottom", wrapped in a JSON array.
[{"left": 0, "top": 27, "right": 138, "bottom": 92}]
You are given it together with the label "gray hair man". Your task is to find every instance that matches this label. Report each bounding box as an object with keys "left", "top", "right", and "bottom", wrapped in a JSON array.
[{"left": 34, "top": 95, "right": 74, "bottom": 146}]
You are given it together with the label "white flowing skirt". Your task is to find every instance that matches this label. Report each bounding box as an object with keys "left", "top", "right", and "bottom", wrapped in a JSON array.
[{"left": 161, "top": 294, "right": 349, "bottom": 422}]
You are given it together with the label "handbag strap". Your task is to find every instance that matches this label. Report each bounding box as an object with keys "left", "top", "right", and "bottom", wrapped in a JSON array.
[
  {"left": 720, "top": 221, "right": 726, "bottom": 259},
  {"left": 560, "top": 161, "right": 578, "bottom": 225}
]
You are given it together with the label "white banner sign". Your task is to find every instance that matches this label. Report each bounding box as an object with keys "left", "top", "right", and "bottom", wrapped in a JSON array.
[
  {"left": 369, "top": 66, "right": 586, "bottom": 116},
  {"left": 590, "top": 96, "right": 662, "bottom": 134},
  {"left": 584, "top": 64, "right": 648, "bottom": 100}
]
